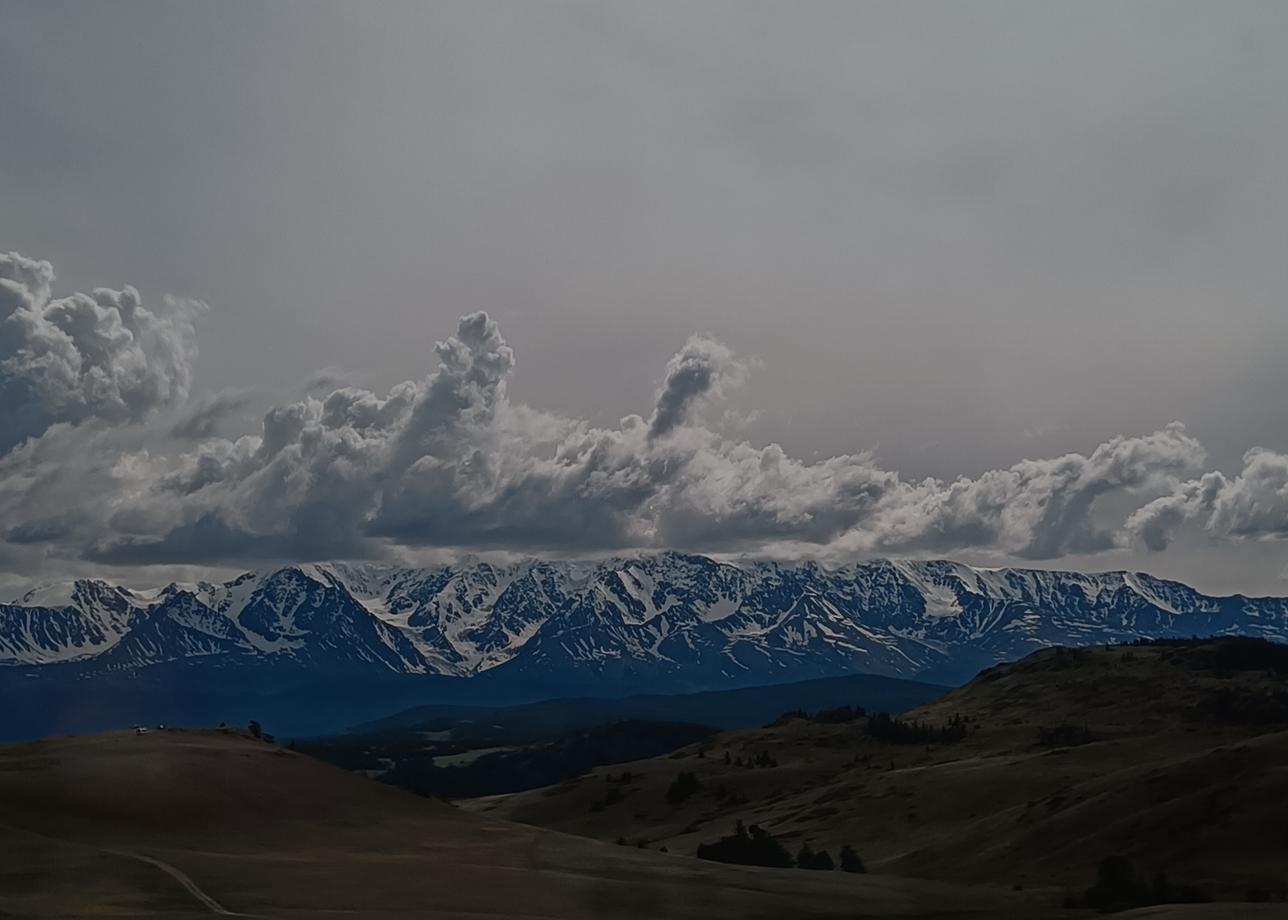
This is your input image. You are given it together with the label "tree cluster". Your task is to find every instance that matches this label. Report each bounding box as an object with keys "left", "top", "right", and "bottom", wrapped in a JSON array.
[
  {"left": 1192, "top": 686, "right": 1288, "bottom": 726},
  {"left": 589, "top": 784, "right": 627, "bottom": 812},
  {"left": 1035, "top": 723, "right": 1095, "bottom": 747},
  {"left": 722, "top": 750, "right": 779, "bottom": 768},
  {"left": 666, "top": 770, "right": 701, "bottom": 805},
  {"left": 865, "top": 712, "right": 967, "bottom": 744},
  {"left": 795, "top": 843, "right": 834, "bottom": 870},
  {"left": 711, "top": 782, "right": 750, "bottom": 806},
  {"left": 696, "top": 821, "right": 865, "bottom": 874},
  {"left": 696, "top": 821, "right": 793, "bottom": 868},
  {"left": 768, "top": 704, "right": 867, "bottom": 727},
  {"left": 1067, "top": 855, "right": 1210, "bottom": 913}
]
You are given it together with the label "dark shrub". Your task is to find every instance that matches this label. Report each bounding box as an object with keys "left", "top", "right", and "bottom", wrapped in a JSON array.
[
  {"left": 867, "top": 712, "right": 966, "bottom": 744},
  {"left": 839, "top": 844, "right": 865, "bottom": 873},
  {"left": 697, "top": 820, "right": 794, "bottom": 869},
  {"left": 796, "top": 843, "right": 835, "bottom": 870},
  {"left": 666, "top": 770, "right": 701, "bottom": 806},
  {"left": 1036, "top": 724, "right": 1095, "bottom": 747}
]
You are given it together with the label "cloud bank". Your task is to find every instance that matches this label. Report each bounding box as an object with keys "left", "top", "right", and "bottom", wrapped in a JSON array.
[
  {"left": 1125, "top": 449, "right": 1288, "bottom": 551},
  {"left": 0, "top": 252, "right": 202, "bottom": 454},
  {"left": 0, "top": 253, "right": 1283, "bottom": 573}
]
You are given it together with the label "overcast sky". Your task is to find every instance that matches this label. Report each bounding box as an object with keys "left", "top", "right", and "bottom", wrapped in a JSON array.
[{"left": 2, "top": 1, "right": 1286, "bottom": 594}]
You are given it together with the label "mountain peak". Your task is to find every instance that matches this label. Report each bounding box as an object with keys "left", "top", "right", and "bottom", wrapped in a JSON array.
[
  {"left": 11, "top": 578, "right": 138, "bottom": 610},
  {"left": 3, "top": 555, "right": 1286, "bottom": 686}
]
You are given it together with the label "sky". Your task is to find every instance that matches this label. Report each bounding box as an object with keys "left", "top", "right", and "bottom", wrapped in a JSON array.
[{"left": 1, "top": 0, "right": 1286, "bottom": 595}]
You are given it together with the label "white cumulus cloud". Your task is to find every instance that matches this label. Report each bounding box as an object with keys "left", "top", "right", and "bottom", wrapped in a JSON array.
[
  {"left": 0, "top": 252, "right": 1281, "bottom": 575},
  {"left": 0, "top": 252, "right": 202, "bottom": 453}
]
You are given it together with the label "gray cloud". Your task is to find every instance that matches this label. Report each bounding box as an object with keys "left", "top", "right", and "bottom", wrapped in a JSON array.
[
  {"left": 168, "top": 388, "right": 254, "bottom": 440},
  {"left": 647, "top": 335, "right": 746, "bottom": 441},
  {"left": 650, "top": 423, "right": 1206, "bottom": 559},
  {"left": 1124, "top": 448, "right": 1288, "bottom": 551},
  {"left": 0, "top": 252, "right": 202, "bottom": 453},
  {"left": 0, "top": 417, "right": 172, "bottom": 569},
  {"left": 0, "top": 254, "right": 1279, "bottom": 580},
  {"left": 863, "top": 424, "right": 1207, "bottom": 560}
]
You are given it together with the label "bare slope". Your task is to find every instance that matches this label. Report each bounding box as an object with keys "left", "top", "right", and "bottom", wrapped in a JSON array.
[
  {"left": 469, "top": 639, "right": 1288, "bottom": 903},
  {"left": 0, "top": 728, "right": 1062, "bottom": 919}
]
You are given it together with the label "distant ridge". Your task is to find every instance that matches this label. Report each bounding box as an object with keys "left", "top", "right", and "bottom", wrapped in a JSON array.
[
  {"left": 352, "top": 671, "right": 950, "bottom": 737},
  {"left": 5, "top": 554, "right": 1288, "bottom": 693}
]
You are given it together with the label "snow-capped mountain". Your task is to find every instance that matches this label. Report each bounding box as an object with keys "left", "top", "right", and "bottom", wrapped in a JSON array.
[
  {"left": 0, "top": 579, "right": 150, "bottom": 664},
  {"left": 4, "top": 554, "right": 1288, "bottom": 687}
]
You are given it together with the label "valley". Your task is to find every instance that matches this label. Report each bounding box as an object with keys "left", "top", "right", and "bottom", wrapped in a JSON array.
[{"left": 294, "top": 672, "right": 945, "bottom": 798}]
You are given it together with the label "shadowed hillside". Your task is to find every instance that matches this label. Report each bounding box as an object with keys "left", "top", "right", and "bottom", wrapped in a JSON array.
[
  {"left": 468, "top": 638, "right": 1288, "bottom": 907},
  {"left": 0, "top": 727, "right": 1069, "bottom": 919}
]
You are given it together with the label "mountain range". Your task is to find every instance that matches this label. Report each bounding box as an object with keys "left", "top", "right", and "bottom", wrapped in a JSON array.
[{"left": 6, "top": 553, "right": 1288, "bottom": 694}]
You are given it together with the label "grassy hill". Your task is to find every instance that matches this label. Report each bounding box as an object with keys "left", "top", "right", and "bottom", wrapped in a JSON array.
[
  {"left": 0, "top": 726, "right": 1069, "bottom": 919},
  {"left": 466, "top": 638, "right": 1288, "bottom": 907}
]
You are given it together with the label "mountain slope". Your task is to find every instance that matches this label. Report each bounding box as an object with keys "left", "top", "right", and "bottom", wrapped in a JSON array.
[
  {"left": 5, "top": 554, "right": 1288, "bottom": 693},
  {"left": 0, "top": 580, "right": 147, "bottom": 663}
]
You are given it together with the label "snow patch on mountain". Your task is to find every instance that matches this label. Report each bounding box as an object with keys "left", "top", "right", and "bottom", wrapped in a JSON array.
[{"left": 3, "top": 555, "right": 1287, "bottom": 686}]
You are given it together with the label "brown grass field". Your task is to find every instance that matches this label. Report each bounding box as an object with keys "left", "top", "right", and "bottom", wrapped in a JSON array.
[
  {"left": 469, "top": 642, "right": 1288, "bottom": 912},
  {"left": 6, "top": 640, "right": 1288, "bottom": 918},
  {"left": 0, "top": 727, "right": 1073, "bottom": 919}
]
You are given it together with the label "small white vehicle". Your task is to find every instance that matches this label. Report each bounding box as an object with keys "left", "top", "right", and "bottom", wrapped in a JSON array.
[{"left": 135, "top": 726, "right": 149, "bottom": 735}]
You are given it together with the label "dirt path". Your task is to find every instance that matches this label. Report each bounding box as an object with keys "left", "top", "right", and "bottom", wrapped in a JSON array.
[
  {"left": 0, "top": 819, "right": 263, "bottom": 917},
  {"left": 111, "top": 850, "right": 251, "bottom": 916}
]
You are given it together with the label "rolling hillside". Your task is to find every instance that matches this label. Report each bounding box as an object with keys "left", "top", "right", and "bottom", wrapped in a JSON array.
[
  {"left": 468, "top": 638, "right": 1288, "bottom": 905},
  {"left": 0, "top": 728, "right": 1068, "bottom": 919}
]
